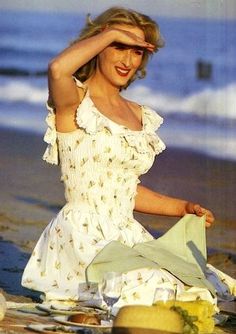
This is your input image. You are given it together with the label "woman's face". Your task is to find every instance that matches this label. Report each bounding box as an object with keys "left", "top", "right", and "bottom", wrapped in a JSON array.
[{"left": 96, "top": 24, "right": 145, "bottom": 88}]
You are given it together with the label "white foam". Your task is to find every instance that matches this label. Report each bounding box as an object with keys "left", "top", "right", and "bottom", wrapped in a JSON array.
[
  {"left": 159, "top": 122, "right": 236, "bottom": 161},
  {"left": 0, "top": 81, "right": 47, "bottom": 103},
  {"left": 125, "top": 83, "right": 236, "bottom": 120},
  {"left": 1, "top": 81, "right": 236, "bottom": 121}
]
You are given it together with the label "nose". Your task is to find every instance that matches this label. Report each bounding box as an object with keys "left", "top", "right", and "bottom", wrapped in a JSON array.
[{"left": 120, "top": 50, "right": 132, "bottom": 67}]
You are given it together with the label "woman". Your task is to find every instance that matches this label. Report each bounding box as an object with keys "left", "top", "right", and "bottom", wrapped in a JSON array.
[{"left": 22, "top": 7, "right": 222, "bottom": 304}]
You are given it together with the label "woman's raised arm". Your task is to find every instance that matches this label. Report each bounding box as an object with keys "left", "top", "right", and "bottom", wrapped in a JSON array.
[
  {"left": 48, "top": 30, "right": 115, "bottom": 111},
  {"left": 48, "top": 28, "right": 154, "bottom": 111}
]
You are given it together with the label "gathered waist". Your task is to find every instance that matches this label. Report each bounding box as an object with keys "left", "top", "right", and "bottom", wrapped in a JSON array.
[{"left": 62, "top": 201, "right": 134, "bottom": 220}]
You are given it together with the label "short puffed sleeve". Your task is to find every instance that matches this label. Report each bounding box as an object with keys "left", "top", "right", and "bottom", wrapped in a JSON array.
[
  {"left": 42, "top": 77, "right": 86, "bottom": 165},
  {"left": 42, "top": 102, "right": 59, "bottom": 165}
]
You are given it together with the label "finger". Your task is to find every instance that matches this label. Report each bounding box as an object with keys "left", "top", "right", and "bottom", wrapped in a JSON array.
[
  {"left": 193, "top": 204, "right": 204, "bottom": 216},
  {"left": 135, "top": 38, "right": 154, "bottom": 47},
  {"left": 206, "top": 213, "right": 215, "bottom": 225},
  {"left": 146, "top": 44, "right": 155, "bottom": 50},
  {"left": 144, "top": 42, "right": 155, "bottom": 48}
]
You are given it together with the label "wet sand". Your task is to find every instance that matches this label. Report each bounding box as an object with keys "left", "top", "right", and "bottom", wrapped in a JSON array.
[{"left": 0, "top": 127, "right": 236, "bottom": 300}]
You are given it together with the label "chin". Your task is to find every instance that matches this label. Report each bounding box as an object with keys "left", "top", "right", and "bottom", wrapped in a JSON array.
[{"left": 113, "top": 76, "right": 132, "bottom": 88}]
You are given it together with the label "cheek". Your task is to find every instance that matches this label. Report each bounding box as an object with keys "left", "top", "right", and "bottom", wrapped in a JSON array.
[
  {"left": 97, "top": 53, "right": 109, "bottom": 67},
  {"left": 99, "top": 48, "right": 117, "bottom": 62},
  {"left": 132, "top": 56, "right": 143, "bottom": 70},
  {"left": 97, "top": 50, "right": 118, "bottom": 72}
]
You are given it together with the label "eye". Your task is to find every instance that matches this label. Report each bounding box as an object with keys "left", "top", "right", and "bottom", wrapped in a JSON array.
[
  {"left": 116, "top": 46, "right": 126, "bottom": 51},
  {"left": 134, "top": 49, "right": 144, "bottom": 56},
  {"left": 110, "top": 42, "right": 127, "bottom": 50}
]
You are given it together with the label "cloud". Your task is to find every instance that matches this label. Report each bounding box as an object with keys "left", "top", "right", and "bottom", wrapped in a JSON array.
[{"left": 1, "top": 0, "right": 236, "bottom": 20}]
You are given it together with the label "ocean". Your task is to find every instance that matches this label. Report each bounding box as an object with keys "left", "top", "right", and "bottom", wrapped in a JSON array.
[{"left": 1, "top": 9, "right": 236, "bottom": 161}]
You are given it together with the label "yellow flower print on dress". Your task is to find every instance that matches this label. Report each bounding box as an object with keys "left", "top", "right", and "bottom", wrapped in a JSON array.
[
  {"left": 98, "top": 177, "right": 104, "bottom": 187},
  {"left": 80, "top": 157, "right": 88, "bottom": 166},
  {"left": 49, "top": 242, "right": 55, "bottom": 250},
  {"left": 79, "top": 261, "right": 86, "bottom": 268},
  {"left": 137, "top": 272, "right": 144, "bottom": 284},
  {"left": 59, "top": 243, "right": 65, "bottom": 253},
  {"left": 55, "top": 226, "right": 63, "bottom": 238},
  {"left": 67, "top": 273, "right": 73, "bottom": 281},
  {"left": 104, "top": 146, "right": 111, "bottom": 153},
  {"left": 55, "top": 261, "right": 61, "bottom": 270},
  {"left": 88, "top": 180, "right": 96, "bottom": 188},
  {"left": 69, "top": 235, "right": 73, "bottom": 245},
  {"left": 82, "top": 223, "right": 88, "bottom": 233},
  {"left": 132, "top": 292, "right": 141, "bottom": 300},
  {"left": 109, "top": 209, "right": 113, "bottom": 218},
  {"left": 74, "top": 270, "right": 83, "bottom": 277},
  {"left": 93, "top": 154, "right": 101, "bottom": 162},
  {"left": 107, "top": 171, "right": 112, "bottom": 178},
  {"left": 101, "top": 195, "right": 107, "bottom": 203}
]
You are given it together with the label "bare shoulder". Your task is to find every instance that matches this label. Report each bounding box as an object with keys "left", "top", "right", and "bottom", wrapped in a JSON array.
[{"left": 53, "top": 83, "right": 87, "bottom": 133}]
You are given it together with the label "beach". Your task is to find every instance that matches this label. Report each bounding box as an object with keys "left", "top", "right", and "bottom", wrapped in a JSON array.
[
  {"left": 0, "top": 7, "right": 236, "bottom": 334},
  {"left": 0, "top": 127, "right": 236, "bottom": 301}
]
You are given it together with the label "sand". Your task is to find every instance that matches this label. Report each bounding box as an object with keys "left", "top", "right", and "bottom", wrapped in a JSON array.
[{"left": 0, "top": 126, "right": 236, "bottom": 300}]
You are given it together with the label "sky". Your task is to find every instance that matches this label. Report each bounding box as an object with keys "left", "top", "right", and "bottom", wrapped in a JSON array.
[{"left": 0, "top": 0, "right": 236, "bottom": 20}]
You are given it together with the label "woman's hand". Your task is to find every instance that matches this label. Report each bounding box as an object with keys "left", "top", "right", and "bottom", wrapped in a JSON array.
[
  {"left": 106, "top": 27, "right": 155, "bottom": 52},
  {"left": 184, "top": 202, "right": 215, "bottom": 227}
]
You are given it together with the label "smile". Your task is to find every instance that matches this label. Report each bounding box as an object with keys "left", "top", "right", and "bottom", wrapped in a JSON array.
[{"left": 115, "top": 66, "right": 131, "bottom": 77}]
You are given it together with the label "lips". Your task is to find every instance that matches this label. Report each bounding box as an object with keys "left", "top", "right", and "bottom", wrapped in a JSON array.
[{"left": 115, "top": 66, "right": 130, "bottom": 77}]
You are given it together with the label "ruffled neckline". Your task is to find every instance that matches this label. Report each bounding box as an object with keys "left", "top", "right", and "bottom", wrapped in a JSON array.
[
  {"left": 75, "top": 82, "right": 163, "bottom": 136},
  {"left": 87, "top": 93, "right": 144, "bottom": 133},
  {"left": 42, "top": 77, "right": 166, "bottom": 165}
]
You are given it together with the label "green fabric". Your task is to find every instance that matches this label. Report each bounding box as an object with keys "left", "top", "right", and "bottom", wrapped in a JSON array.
[{"left": 85, "top": 214, "right": 215, "bottom": 295}]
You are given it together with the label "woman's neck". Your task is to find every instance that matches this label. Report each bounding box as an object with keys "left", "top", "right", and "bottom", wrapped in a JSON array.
[{"left": 86, "top": 73, "right": 121, "bottom": 100}]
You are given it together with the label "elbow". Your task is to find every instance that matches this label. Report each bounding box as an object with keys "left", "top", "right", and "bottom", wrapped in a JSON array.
[{"left": 48, "top": 59, "right": 63, "bottom": 80}]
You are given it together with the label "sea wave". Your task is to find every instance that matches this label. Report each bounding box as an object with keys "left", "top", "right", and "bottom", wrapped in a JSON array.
[
  {"left": 1, "top": 80, "right": 236, "bottom": 161},
  {"left": 0, "top": 81, "right": 47, "bottom": 103},
  {"left": 1, "top": 80, "right": 236, "bottom": 121},
  {"left": 125, "top": 83, "right": 236, "bottom": 120}
]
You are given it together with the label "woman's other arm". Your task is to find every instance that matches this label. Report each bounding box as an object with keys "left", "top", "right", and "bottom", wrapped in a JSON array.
[{"left": 135, "top": 185, "right": 214, "bottom": 227}]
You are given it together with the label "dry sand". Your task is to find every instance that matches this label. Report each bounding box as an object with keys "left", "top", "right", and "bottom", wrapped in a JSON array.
[{"left": 0, "top": 127, "right": 235, "bottom": 300}]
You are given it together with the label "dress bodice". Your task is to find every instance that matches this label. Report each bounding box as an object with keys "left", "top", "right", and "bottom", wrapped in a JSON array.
[{"left": 43, "top": 78, "right": 166, "bottom": 218}]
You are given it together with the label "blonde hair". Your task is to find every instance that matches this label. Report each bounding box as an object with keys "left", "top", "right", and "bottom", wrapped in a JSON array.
[{"left": 72, "top": 7, "right": 165, "bottom": 89}]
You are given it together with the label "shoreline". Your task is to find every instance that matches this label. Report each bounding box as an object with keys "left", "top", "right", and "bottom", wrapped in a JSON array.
[{"left": 0, "top": 126, "right": 236, "bottom": 299}]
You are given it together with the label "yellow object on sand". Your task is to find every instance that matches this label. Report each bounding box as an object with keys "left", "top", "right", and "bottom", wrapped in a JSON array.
[
  {"left": 113, "top": 300, "right": 215, "bottom": 334},
  {"left": 113, "top": 305, "right": 184, "bottom": 333},
  {"left": 155, "top": 300, "right": 215, "bottom": 318},
  {"left": 154, "top": 300, "right": 215, "bottom": 333}
]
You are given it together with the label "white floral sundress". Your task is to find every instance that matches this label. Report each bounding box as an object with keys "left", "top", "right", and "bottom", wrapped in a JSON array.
[{"left": 22, "top": 78, "right": 223, "bottom": 306}]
